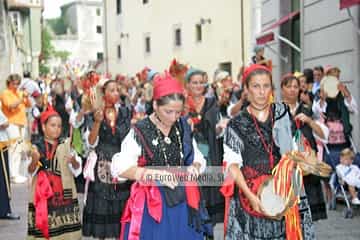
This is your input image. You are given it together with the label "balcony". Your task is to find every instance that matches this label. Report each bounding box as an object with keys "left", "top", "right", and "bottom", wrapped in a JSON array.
[{"left": 7, "top": 0, "right": 43, "bottom": 10}]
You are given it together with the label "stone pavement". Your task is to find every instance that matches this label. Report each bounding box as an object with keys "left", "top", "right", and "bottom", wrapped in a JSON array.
[{"left": 1, "top": 183, "right": 360, "bottom": 239}]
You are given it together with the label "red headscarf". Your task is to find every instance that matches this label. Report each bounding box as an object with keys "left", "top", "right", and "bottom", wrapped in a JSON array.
[
  {"left": 40, "top": 105, "right": 60, "bottom": 125},
  {"left": 153, "top": 71, "right": 184, "bottom": 100},
  {"left": 242, "top": 64, "right": 271, "bottom": 84}
]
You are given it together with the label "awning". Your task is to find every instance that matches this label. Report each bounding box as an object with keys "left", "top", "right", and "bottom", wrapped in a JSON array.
[
  {"left": 256, "top": 32, "right": 275, "bottom": 45},
  {"left": 340, "top": 0, "right": 360, "bottom": 9},
  {"left": 262, "top": 10, "right": 300, "bottom": 33}
]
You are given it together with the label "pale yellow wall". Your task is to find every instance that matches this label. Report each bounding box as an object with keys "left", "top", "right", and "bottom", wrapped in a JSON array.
[{"left": 105, "top": 0, "right": 252, "bottom": 80}]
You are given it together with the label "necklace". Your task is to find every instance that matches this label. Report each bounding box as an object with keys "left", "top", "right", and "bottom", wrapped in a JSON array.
[
  {"left": 249, "top": 107, "right": 275, "bottom": 168},
  {"left": 45, "top": 140, "right": 58, "bottom": 160},
  {"left": 104, "top": 107, "right": 117, "bottom": 134},
  {"left": 154, "top": 113, "right": 172, "bottom": 144},
  {"left": 249, "top": 104, "right": 269, "bottom": 121},
  {"left": 249, "top": 103, "right": 269, "bottom": 111},
  {"left": 155, "top": 123, "right": 183, "bottom": 167}
]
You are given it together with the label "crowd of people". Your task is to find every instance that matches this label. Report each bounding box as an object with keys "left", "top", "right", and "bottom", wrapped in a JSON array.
[{"left": 0, "top": 46, "right": 359, "bottom": 240}]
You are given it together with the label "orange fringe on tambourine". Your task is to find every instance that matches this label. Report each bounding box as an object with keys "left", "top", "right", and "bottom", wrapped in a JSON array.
[{"left": 272, "top": 153, "right": 304, "bottom": 240}]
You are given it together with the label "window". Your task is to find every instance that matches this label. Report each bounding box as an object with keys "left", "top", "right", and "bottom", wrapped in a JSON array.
[
  {"left": 96, "top": 8, "right": 101, "bottom": 16},
  {"left": 143, "top": 0, "right": 149, "bottom": 4},
  {"left": 96, "top": 25, "right": 102, "bottom": 34},
  {"left": 196, "top": 24, "right": 202, "bottom": 42},
  {"left": 97, "top": 52, "right": 104, "bottom": 60},
  {"left": 219, "top": 62, "right": 232, "bottom": 76},
  {"left": 145, "top": 36, "right": 151, "bottom": 53},
  {"left": 117, "top": 0, "right": 122, "bottom": 14},
  {"left": 291, "top": 0, "right": 300, "bottom": 72},
  {"left": 117, "top": 45, "right": 122, "bottom": 59},
  {"left": 175, "top": 28, "right": 181, "bottom": 47}
]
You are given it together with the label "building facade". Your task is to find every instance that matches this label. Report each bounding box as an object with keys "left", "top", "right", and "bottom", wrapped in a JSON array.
[
  {"left": 104, "top": 0, "right": 252, "bottom": 79},
  {"left": 255, "top": 0, "right": 360, "bottom": 147},
  {"left": 49, "top": 0, "right": 104, "bottom": 73},
  {"left": 0, "top": 0, "right": 42, "bottom": 86}
]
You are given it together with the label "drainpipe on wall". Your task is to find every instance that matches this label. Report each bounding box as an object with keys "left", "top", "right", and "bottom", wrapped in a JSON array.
[
  {"left": 300, "top": 0, "right": 304, "bottom": 71},
  {"left": 346, "top": 8, "right": 360, "bottom": 36},
  {"left": 103, "top": 0, "right": 109, "bottom": 73},
  {"left": 240, "top": 0, "right": 245, "bottom": 66}
]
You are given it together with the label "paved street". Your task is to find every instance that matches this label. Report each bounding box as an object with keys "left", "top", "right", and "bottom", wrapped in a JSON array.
[{"left": 1, "top": 183, "right": 360, "bottom": 239}]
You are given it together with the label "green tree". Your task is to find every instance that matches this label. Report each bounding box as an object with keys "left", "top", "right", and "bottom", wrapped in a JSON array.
[
  {"left": 39, "top": 27, "right": 71, "bottom": 74},
  {"left": 39, "top": 27, "right": 54, "bottom": 75},
  {"left": 54, "top": 50, "right": 71, "bottom": 62}
]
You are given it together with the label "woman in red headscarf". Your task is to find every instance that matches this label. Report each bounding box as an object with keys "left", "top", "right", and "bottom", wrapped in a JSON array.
[
  {"left": 27, "top": 106, "right": 82, "bottom": 240},
  {"left": 111, "top": 72, "right": 209, "bottom": 240},
  {"left": 221, "top": 65, "right": 315, "bottom": 239},
  {"left": 82, "top": 79, "right": 132, "bottom": 239}
]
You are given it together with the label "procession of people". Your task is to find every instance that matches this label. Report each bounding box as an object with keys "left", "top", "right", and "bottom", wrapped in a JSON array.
[{"left": 0, "top": 47, "right": 359, "bottom": 240}]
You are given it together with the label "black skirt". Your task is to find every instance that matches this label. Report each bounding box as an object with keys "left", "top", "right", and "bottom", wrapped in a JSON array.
[
  {"left": 303, "top": 174, "right": 327, "bottom": 221},
  {"left": 82, "top": 175, "right": 131, "bottom": 238}
]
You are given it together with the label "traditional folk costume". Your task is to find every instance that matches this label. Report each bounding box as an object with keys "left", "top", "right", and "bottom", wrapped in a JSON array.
[
  {"left": 290, "top": 102, "right": 328, "bottom": 221},
  {"left": 111, "top": 72, "right": 210, "bottom": 240},
  {"left": 186, "top": 68, "right": 224, "bottom": 224},
  {"left": 222, "top": 102, "right": 316, "bottom": 240},
  {"left": 27, "top": 107, "right": 82, "bottom": 240},
  {"left": 82, "top": 103, "right": 132, "bottom": 238}
]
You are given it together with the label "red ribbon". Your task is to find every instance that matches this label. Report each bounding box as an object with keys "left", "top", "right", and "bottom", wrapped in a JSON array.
[
  {"left": 120, "top": 182, "right": 163, "bottom": 240},
  {"left": 120, "top": 179, "right": 201, "bottom": 240},
  {"left": 34, "top": 171, "right": 54, "bottom": 239},
  {"left": 219, "top": 177, "right": 235, "bottom": 238}
]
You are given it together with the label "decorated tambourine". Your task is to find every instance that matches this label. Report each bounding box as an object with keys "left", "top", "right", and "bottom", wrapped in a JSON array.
[
  {"left": 320, "top": 75, "right": 339, "bottom": 98},
  {"left": 81, "top": 72, "right": 104, "bottom": 112}
]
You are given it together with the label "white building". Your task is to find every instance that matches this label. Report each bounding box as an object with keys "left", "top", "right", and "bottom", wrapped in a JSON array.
[
  {"left": 254, "top": 0, "right": 360, "bottom": 147},
  {"left": 0, "top": 0, "right": 43, "bottom": 85},
  {"left": 103, "top": 0, "right": 253, "bottom": 79},
  {"left": 49, "top": 0, "right": 104, "bottom": 72}
]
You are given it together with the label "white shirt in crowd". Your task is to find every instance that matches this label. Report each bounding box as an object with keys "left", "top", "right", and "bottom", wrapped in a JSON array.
[{"left": 336, "top": 164, "right": 360, "bottom": 188}]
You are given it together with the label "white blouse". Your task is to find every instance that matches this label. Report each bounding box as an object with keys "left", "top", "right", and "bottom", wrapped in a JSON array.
[{"left": 111, "top": 129, "right": 206, "bottom": 181}]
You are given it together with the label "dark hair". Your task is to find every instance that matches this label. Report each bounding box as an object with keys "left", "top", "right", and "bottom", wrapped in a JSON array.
[
  {"left": 23, "top": 71, "right": 31, "bottom": 78},
  {"left": 313, "top": 65, "right": 324, "bottom": 73},
  {"left": 281, "top": 74, "right": 299, "bottom": 88},
  {"left": 244, "top": 69, "right": 272, "bottom": 87},
  {"left": 6, "top": 74, "right": 22, "bottom": 86},
  {"left": 155, "top": 93, "right": 185, "bottom": 107},
  {"left": 43, "top": 114, "right": 62, "bottom": 125},
  {"left": 303, "top": 68, "right": 314, "bottom": 84},
  {"left": 102, "top": 79, "right": 117, "bottom": 94}
]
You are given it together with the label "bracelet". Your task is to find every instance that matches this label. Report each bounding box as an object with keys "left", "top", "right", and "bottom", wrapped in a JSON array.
[{"left": 140, "top": 169, "right": 147, "bottom": 182}]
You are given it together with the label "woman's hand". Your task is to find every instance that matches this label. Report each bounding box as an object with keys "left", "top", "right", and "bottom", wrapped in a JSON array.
[
  {"left": 338, "top": 83, "right": 352, "bottom": 101},
  {"left": 66, "top": 154, "right": 80, "bottom": 169},
  {"left": 247, "top": 193, "right": 264, "bottom": 214},
  {"left": 154, "top": 169, "right": 178, "bottom": 189},
  {"left": 187, "top": 163, "right": 200, "bottom": 178},
  {"left": 28, "top": 148, "right": 41, "bottom": 173},
  {"left": 93, "top": 108, "right": 104, "bottom": 123},
  {"left": 295, "top": 113, "right": 311, "bottom": 125}
]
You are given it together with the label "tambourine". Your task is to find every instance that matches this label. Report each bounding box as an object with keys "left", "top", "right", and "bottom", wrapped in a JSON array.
[
  {"left": 81, "top": 74, "right": 105, "bottom": 112},
  {"left": 320, "top": 76, "right": 339, "bottom": 98},
  {"left": 257, "top": 176, "right": 295, "bottom": 220}
]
